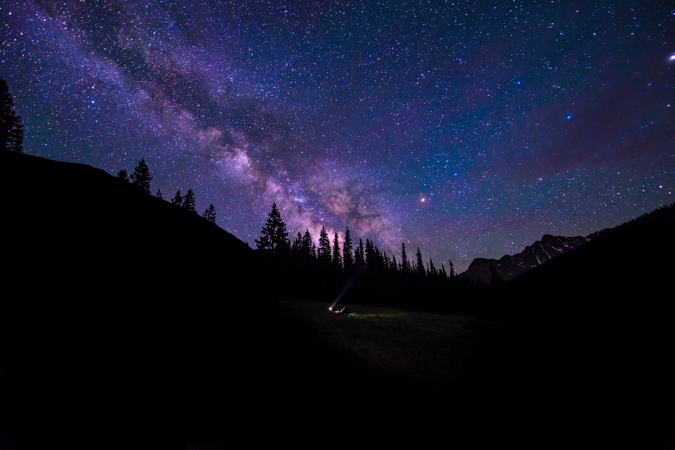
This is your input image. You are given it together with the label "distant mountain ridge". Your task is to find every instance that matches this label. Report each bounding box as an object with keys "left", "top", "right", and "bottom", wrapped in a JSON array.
[
  {"left": 494, "top": 203, "right": 675, "bottom": 450},
  {"left": 460, "top": 234, "right": 591, "bottom": 284}
]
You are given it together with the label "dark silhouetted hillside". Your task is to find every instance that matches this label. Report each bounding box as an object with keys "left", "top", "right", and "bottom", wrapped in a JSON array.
[
  {"left": 495, "top": 203, "right": 675, "bottom": 450},
  {"left": 497, "top": 203, "right": 675, "bottom": 328},
  {"left": 0, "top": 151, "right": 276, "bottom": 450}
]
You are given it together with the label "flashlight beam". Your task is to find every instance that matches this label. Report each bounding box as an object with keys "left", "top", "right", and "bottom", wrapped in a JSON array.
[{"left": 330, "top": 270, "right": 363, "bottom": 311}]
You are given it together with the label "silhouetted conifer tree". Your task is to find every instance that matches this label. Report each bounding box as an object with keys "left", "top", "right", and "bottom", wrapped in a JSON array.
[
  {"left": 256, "top": 203, "right": 290, "bottom": 254},
  {"left": 301, "top": 229, "right": 313, "bottom": 260},
  {"left": 0, "top": 78, "right": 24, "bottom": 153},
  {"left": 449, "top": 260, "right": 456, "bottom": 279},
  {"left": 182, "top": 188, "right": 196, "bottom": 213},
  {"left": 343, "top": 227, "right": 354, "bottom": 273},
  {"left": 428, "top": 258, "right": 436, "bottom": 276},
  {"left": 332, "top": 232, "right": 342, "bottom": 271},
  {"left": 171, "top": 190, "right": 183, "bottom": 206},
  {"left": 355, "top": 238, "right": 365, "bottom": 271},
  {"left": 130, "top": 158, "right": 152, "bottom": 194},
  {"left": 156, "top": 189, "right": 163, "bottom": 200},
  {"left": 117, "top": 170, "right": 129, "bottom": 182},
  {"left": 400, "top": 243, "right": 409, "bottom": 274},
  {"left": 203, "top": 204, "right": 216, "bottom": 223},
  {"left": 365, "top": 239, "right": 376, "bottom": 271},
  {"left": 416, "top": 247, "right": 425, "bottom": 277},
  {"left": 318, "top": 226, "right": 331, "bottom": 265},
  {"left": 375, "top": 246, "right": 385, "bottom": 272},
  {"left": 292, "top": 232, "right": 302, "bottom": 255}
]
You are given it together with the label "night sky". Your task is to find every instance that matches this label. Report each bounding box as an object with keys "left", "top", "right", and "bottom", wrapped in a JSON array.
[{"left": 3, "top": 1, "right": 674, "bottom": 272}]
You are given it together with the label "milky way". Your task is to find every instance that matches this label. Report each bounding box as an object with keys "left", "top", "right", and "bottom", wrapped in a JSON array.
[{"left": 3, "top": 1, "right": 674, "bottom": 272}]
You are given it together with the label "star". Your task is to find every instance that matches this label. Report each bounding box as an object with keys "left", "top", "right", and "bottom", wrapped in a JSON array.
[{"left": 3, "top": 1, "right": 674, "bottom": 273}]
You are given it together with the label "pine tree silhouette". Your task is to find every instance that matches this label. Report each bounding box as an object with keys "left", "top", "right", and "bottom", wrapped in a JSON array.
[
  {"left": 202, "top": 204, "right": 216, "bottom": 223},
  {"left": 428, "top": 258, "right": 436, "bottom": 276},
  {"left": 171, "top": 190, "right": 183, "bottom": 206},
  {"left": 400, "top": 243, "right": 409, "bottom": 274},
  {"left": 343, "top": 227, "right": 354, "bottom": 272},
  {"left": 182, "top": 188, "right": 196, "bottom": 213},
  {"left": 130, "top": 158, "right": 152, "bottom": 194},
  {"left": 117, "top": 170, "right": 130, "bottom": 182},
  {"left": 365, "top": 239, "right": 376, "bottom": 271},
  {"left": 416, "top": 248, "right": 426, "bottom": 277},
  {"left": 318, "top": 225, "right": 331, "bottom": 266},
  {"left": 255, "top": 203, "right": 290, "bottom": 253},
  {"left": 301, "top": 229, "right": 313, "bottom": 261},
  {"left": 332, "top": 232, "right": 342, "bottom": 271},
  {"left": 292, "top": 232, "right": 302, "bottom": 255},
  {"left": 355, "top": 238, "right": 365, "bottom": 271},
  {"left": 0, "top": 78, "right": 24, "bottom": 153}
]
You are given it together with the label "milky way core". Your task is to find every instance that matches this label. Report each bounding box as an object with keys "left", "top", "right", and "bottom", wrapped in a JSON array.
[{"left": 4, "top": 1, "right": 674, "bottom": 271}]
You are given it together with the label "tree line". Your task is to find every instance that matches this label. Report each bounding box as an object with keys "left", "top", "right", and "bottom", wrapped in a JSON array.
[
  {"left": 1, "top": 78, "right": 24, "bottom": 153},
  {"left": 117, "top": 158, "right": 217, "bottom": 224},
  {"left": 2, "top": 77, "right": 491, "bottom": 315},
  {"left": 1, "top": 79, "right": 220, "bottom": 226},
  {"left": 255, "top": 203, "right": 493, "bottom": 316}
]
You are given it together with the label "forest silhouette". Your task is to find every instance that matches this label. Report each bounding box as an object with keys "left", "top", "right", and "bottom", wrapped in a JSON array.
[
  {"left": 3, "top": 78, "right": 675, "bottom": 450},
  {"left": 253, "top": 202, "right": 495, "bottom": 316}
]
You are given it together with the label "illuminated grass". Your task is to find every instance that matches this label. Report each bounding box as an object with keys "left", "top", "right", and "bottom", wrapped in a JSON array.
[{"left": 277, "top": 300, "right": 526, "bottom": 397}]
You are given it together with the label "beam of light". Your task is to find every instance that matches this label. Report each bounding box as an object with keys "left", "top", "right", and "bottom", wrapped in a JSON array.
[{"left": 329, "top": 270, "right": 363, "bottom": 311}]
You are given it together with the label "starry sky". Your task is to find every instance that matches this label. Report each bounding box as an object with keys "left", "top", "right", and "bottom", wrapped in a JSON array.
[{"left": 3, "top": 0, "right": 674, "bottom": 273}]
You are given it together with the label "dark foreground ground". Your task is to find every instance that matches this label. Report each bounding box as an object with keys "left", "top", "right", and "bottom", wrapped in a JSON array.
[
  {"left": 2, "top": 153, "right": 674, "bottom": 450},
  {"left": 270, "top": 299, "right": 675, "bottom": 450},
  {"left": 1, "top": 297, "right": 673, "bottom": 450},
  {"left": 271, "top": 300, "right": 522, "bottom": 449}
]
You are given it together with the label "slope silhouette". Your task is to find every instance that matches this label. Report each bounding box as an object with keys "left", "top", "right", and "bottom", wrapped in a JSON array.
[
  {"left": 496, "top": 203, "right": 675, "bottom": 449},
  {"left": 0, "top": 151, "right": 276, "bottom": 449}
]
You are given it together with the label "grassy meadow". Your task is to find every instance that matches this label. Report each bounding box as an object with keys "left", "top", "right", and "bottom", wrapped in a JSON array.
[
  {"left": 276, "top": 299, "right": 529, "bottom": 398},
  {"left": 269, "top": 299, "right": 565, "bottom": 449},
  {"left": 267, "top": 299, "right": 663, "bottom": 449}
]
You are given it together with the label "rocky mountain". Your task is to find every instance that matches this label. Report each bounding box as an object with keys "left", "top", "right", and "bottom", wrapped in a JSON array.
[
  {"left": 460, "top": 234, "right": 591, "bottom": 284},
  {"left": 493, "top": 203, "right": 675, "bottom": 450}
]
